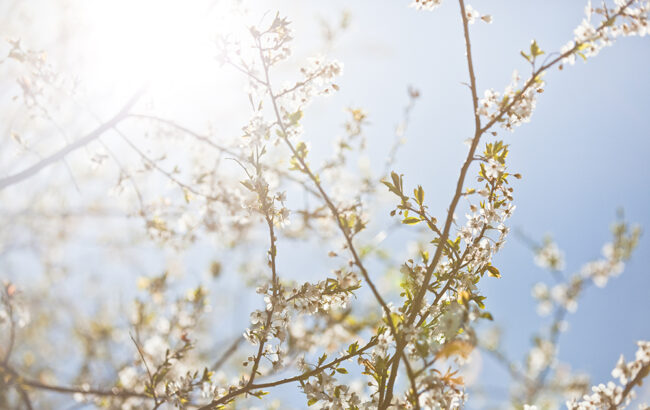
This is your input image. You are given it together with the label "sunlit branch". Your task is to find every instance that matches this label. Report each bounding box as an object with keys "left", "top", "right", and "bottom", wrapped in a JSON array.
[
  {"left": 244, "top": 191, "right": 280, "bottom": 390},
  {"left": 0, "top": 89, "right": 144, "bottom": 191},
  {"left": 129, "top": 333, "right": 161, "bottom": 407},
  {"left": 524, "top": 307, "right": 569, "bottom": 403},
  {"left": 613, "top": 362, "right": 650, "bottom": 409},
  {"left": 258, "top": 33, "right": 399, "bottom": 348},
  {"left": 0, "top": 362, "right": 150, "bottom": 400},
  {"left": 112, "top": 126, "right": 224, "bottom": 202},
  {"left": 126, "top": 113, "right": 323, "bottom": 199},
  {"left": 211, "top": 336, "right": 244, "bottom": 372},
  {"left": 198, "top": 339, "right": 378, "bottom": 409},
  {"left": 251, "top": 33, "right": 423, "bottom": 406},
  {"left": 478, "top": 0, "right": 636, "bottom": 136},
  {"left": 98, "top": 139, "right": 146, "bottom": 215},
  {"left": 381, "top": 0, "right": 483, "bottom": 405},
  {"left": 1, "top": 293, "right": 16, "bottom": 366},
  {"left": 482, "top": 347, "right": 535, "bottom": 390}
]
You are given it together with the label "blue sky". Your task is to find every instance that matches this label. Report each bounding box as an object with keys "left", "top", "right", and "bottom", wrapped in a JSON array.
[{"left": 290, "top": 0, "right": 650, "bottom": 405}]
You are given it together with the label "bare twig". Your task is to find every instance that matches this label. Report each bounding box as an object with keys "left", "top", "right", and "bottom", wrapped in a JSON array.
[
  {"left": 211, "top": 336, "right": 244, "bottom": 371},
  {"left": 0, "top": 89, "right": 144, "bottom": 190}
]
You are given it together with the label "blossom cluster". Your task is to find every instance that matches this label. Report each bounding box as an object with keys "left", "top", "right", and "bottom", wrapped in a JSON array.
[
  {"left": 567, "top": 341, "right": 650, "bottom": 409},
  {"left": 561, "top": 0, "right": 650, "bottom": 67},
  {"left": 301, "top": 370, "right": 363, "bottom": 409},
  {"left": 477, "top": 69, "right": 545, "bottom": 130},
  {"left": 409, "top": 0, "right": 443, "bottom": 12},
  {"left": 534, "top": 238, "right": 566, "bottom": 271},
  {"left": 581, "top": 221, "right": 640, "bottom": 287},
  {"left": 531, "top": 219, "right": 639, "bottom": 317}
]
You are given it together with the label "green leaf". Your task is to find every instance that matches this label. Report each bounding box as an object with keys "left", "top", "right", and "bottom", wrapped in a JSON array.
[
  {"left": 335, "top": 367, "right": 348, "bottom": 374},
  {"left": 414, "top": 185, "right": 424, "bottom": 205},
  {"left": 295, "top": 141, "right": 308, "bottom": 158},
  {"left": 480, "top": 311, "right": 494, "bottom": 320},
  {"left": 530, "top": 40, "right": 544, "bottom": 57},
  {"left": 317, "top": 353, "right": 328, "bottom": 366},
  {"left": 457, "top": 290, "right": 471, "bottom": 305},
  {"left": 475, "top": 295, "right": 487, "bottom": 309},
  {"left": 308, "top": 398, "right": 318, "bottom": 406},
  {"left": 390, "top": 171, "right": 402, "bottom": 193},
  {"left": 381, "top": 180, "right": 401, "bottom": 197},
  {"left": 402, "top": 217, "right": 421, "bottom": 225},
  {"left": 289, "top": 110, "right": 303, "bottom": 125},
  {"left": 486, "top": 265, "right": 501, "bottom": 278}
]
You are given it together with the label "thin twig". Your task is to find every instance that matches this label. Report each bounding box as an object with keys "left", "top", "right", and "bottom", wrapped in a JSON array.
[
  {"left": 211, "top": 336, "right": 244, "bottom": 371},
  {"left": 0, "top": 89, "right": 144, "bottom": 190},
  {"left": 129, "top": 333, "right": 159, "bottom": 406}
]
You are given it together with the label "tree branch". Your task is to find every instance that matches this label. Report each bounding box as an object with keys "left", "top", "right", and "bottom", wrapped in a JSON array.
[
  {"left": 381, "top": 0, "right": 482, "bottom": 405},
  {"left": 0, "top": 89, "right": 144, "bottom": 191}
]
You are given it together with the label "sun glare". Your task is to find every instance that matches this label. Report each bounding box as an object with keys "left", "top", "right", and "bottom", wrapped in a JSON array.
[{"left": 84, "top": 0, "right": 241, "bottom": 96}]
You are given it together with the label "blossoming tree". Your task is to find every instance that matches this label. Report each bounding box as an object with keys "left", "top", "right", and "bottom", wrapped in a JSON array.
[{"left": 0, "top": 0, "right": 648, "bottom": 409}]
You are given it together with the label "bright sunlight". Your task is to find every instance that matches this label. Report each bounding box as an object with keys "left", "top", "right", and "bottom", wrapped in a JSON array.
[{"left": 82, "top": 0, "right": 241, "bottom": 94}]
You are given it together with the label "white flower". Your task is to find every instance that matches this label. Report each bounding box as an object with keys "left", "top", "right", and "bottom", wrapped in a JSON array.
[
  {"left": 480, "top": 203, "right": 499, "bottom": 224},
  {"left": 250, "top": 309, "right": 265, "bottom": 325},
  {"left": 485, "top": 159, "right": 505, "bottom": 180},
  {"left": 501, "top": 203, "right": 516, "bottom": 219},
  {"left": 534, "top": 240, "right": 566, "bottom": 271},
  {"left": 464, "top": 5, "right": 480, "bottom": 24},
  {"left": 409, "top": 0, "right": 443, "bottom": 11},
  {"left": 561, "top": 41, "right": 577, "bottom": 65},
  {"left": 459, "top": 226, "right": 473, "bottom": 243},
  {"left": 532, "top": 282, "right": 549, "bottom": 299},
  {"left": 465, "top": 212, "right": 484, "bottom": 235},
  {"left": 575, "top": 19, "right": 597, "bottom": 42},
  {"left": 143, "top": 335, "right": 169, "bottom": 359},
  {"left": 118, "top": 366, "right": 139, "bottom": 389}
]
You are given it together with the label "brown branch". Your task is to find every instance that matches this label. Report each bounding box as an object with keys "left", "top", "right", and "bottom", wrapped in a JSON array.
[
  {"left": 257, "top": 32, "right": 399, "bottom": 350},
  {"left": 381, "top": 1, "right": 482, "bottom": 406},
  {"left": 15, "top": 383, "right": 33, "bottom": 410},
  {"left": 198, "top": 339, "right": 377, "bottom": 409},
  {"left": 244, "top": 198, "right": 280, "bottom": 389},
  {"left": 1, "top": 294, "right": 16, "bottom": 365},
  {"left": 381, "top": 1, "right": 639, "bottom": 406},
  {"left": 211, "top": 336, "right": 244, "bottom": 371},
  {"left": 199, "top": 32, "right": 401, "bottom": 410},
  {"left": 478, "top": 0, "right": 636, "bottom": 136},
  {"left": 0, "top": 362, "right": 150, "bottom": 400},
  {"left": 612, "top": 362, "right": 650, "bottom": 409},
  {"left": 252, "top": 37, "right": 420, "bottom": 407},
  {"left": 129, "top": 333, "right": 160, "bottom": 407}
]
